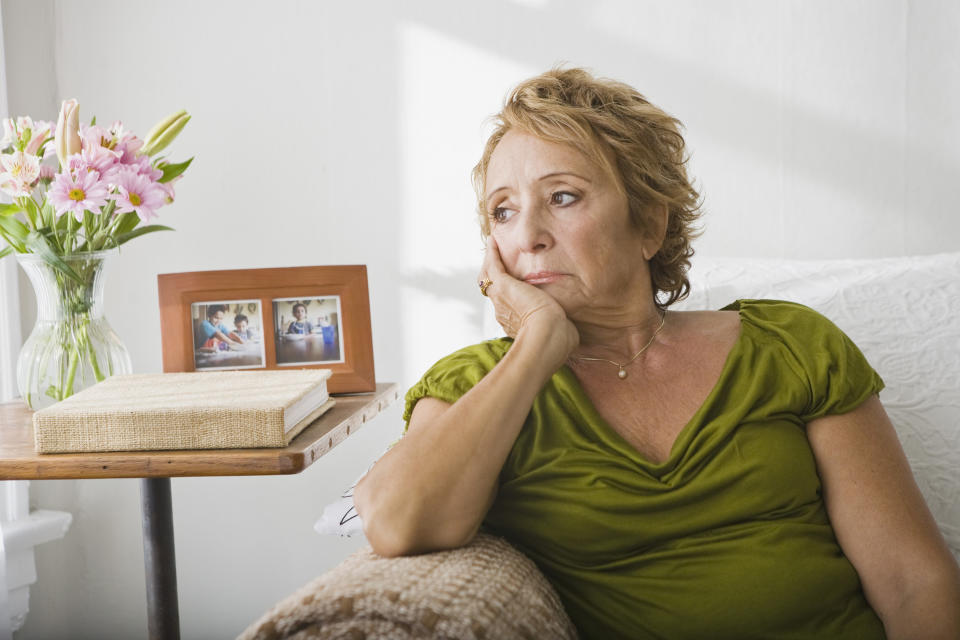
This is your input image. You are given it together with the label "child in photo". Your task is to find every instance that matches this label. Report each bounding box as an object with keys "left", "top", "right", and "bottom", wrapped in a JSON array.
[
  {"left": 199, "top": 304, "right": 243, "bottom": 350},
  {"left": 286, "top": 303, "right": 314, "bottom": 335},
  {"left": 233, "top": 313, "right": 259, "bottom": 342}
]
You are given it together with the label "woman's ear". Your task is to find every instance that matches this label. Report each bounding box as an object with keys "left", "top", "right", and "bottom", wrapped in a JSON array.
[{"left": 641, "top": 203, "right": 669, "bottom": 261}]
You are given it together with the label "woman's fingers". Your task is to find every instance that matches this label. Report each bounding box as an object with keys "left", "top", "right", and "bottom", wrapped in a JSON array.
[
  {"left": 478, "top": 235, "right": 508, "bottom": 299},
  {"left": 476, "top": 235, "right": 579, "bottom": 363},
  {"left": 484, "top": 235, "right": 506, "bottom": 276},
  {"left": 479, "top": 235, "right": 506, "bottom": 287},
  {"left": 478, "top": 236, "right": 541, "bottom": 337}
]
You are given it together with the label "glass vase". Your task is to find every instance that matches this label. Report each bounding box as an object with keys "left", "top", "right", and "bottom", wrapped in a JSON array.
[{"left": 15, "top": 249, "right": 132, "bottom": 410}]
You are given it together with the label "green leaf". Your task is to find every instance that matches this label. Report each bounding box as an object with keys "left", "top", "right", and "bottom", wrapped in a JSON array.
[
  {"left": 36, "top": 140, "right": 52, "bottom": 161},
  {"left": 0, "top": 215, "right": 29, "bottom": 244},
  {"left": 82, "top": 209, "right": 95, "bottom": 243},
  {"left": 113, "top": 211, "right": 141, "bottom": 236},
  {"left": 41, "top": 201, "right": 55, "bottom": 228},
  {"left": 24, "top": 231, "right": 83, "bottom": 283},
  {"left": 0, "top": 235, "right": 24, "bottom": 254},
  {"left": 0, "top": 203, "right": 22, "bottom": 217},
  {"left": 115, "top": 224, "right": 174, "bottom": 245},
  {"left": 0, "top": 229, "right": 26, "bottom": 253},
  {"left": 158, "top": 157, "right": 193, "bottom": 183},
  {"left": 55, "top": 211, "right": 72, "bottom": 230},
  {"left": 22, "top": 197, "right": 41, "bottom": 228},
  {"left": 0, "top": 245, "right": 14, "bottom": 259}
]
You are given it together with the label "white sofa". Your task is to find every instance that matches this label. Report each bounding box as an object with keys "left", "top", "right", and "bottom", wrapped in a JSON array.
[{"left": 240, "top": 252, "right": 960, "bottom": 639}]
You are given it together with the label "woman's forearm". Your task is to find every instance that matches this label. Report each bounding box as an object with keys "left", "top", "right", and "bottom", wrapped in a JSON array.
[
  {"left": 881, "top": 567, "right": 960, "bottom": 640},
  {"left": 355, "top": 323, "right": 571, "bottom": 557}
]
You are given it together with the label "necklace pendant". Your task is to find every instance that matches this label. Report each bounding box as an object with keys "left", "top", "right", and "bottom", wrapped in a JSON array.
[{"left": 617, "top": 368, "right": 628, "bottom": 380}]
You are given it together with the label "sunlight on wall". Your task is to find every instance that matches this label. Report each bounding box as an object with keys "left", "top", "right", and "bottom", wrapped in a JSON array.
[{"left": 398, "top": 21, "right": 533, "bottom": 384}]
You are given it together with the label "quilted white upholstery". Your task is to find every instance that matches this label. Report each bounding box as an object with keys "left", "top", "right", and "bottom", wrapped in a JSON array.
[{"left": 676, "top": 252, "right": 960, "bottom": 560}]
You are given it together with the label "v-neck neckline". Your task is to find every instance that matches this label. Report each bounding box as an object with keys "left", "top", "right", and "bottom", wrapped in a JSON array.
[{"left": 556, "top": 302, "right": 748, "bottom": 476}]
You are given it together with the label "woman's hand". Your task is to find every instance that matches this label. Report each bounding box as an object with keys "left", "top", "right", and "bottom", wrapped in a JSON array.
[
  {"left": 480, "top": 236, "right": 579, "bottom": 368},
  {"left": 359, "top": 236, "right": 580, "bottom": 557}
]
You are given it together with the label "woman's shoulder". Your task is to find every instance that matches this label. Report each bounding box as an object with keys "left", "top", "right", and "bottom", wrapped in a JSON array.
[
  {"left": 721, "top": 298, "right": 819, "bottom": 315},
  {"left": 720, "top": 299, "right": 840, "bottom": 337},
  {"left": 720, "top": 301, "right": 883, "bottom": 419},
  {"left": 402, "top": 338, "right": 513, "bottom": 422},
  {"left": 717, "top": 298, "right": 873, "bottom": 375},
  {"left": 423, "top": 338, "right": 515, "bottom": 375}
]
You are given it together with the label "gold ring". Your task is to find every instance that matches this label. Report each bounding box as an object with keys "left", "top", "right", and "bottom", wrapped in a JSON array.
[{"left": 478, "top": 278, "right": 493, "bottom": 296}]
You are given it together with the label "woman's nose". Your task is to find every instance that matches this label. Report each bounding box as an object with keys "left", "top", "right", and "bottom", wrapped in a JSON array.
[{"left": 516, "top": 203, "right": 553, "bottom": 253}]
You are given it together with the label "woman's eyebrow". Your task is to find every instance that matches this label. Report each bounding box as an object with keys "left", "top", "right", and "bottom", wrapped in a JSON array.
[
  {"left": 538, "top": 171, "right": 592, "bottom": 184},
  {"left": 485, "top": 171, "right": 593, "bottom": 200}
]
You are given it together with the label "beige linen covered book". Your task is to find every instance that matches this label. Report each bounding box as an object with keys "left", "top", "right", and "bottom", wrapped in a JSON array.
[{"left": 32, "top": 369, "right": 335, "bottom": 453}]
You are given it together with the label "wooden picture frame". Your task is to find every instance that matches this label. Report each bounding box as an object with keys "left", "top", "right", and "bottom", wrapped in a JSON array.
[{"left": 158, "top": 265, "right": 375, "bottom": 394}]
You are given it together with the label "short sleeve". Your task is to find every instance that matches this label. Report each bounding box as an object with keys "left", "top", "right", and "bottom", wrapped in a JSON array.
[
  {"left": 402, "top": 339, "right": 513, "bottom": 429},
  {"left": 728, "top": 300, "right": 885, "bottom": 422}
]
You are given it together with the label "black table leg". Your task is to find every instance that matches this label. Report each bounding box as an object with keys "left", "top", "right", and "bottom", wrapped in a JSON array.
[{"left": 140, "top": 477, "right": 180, "bottom": 640}]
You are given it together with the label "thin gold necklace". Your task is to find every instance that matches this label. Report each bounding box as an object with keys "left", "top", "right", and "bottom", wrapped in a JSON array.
[{"left": 569, "top": 312, "right": 666, "bottom": 380}]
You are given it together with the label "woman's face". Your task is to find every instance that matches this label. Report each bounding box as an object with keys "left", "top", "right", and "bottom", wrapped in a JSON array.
[
  {"left": 485, "top": 130, "right": 652, "bottom": 316},
  {"left": 210, "top": 311, "right": 224, "bottom": 324},
  {"left": 293, "top": 305, "right": 306, "bottom": 320}
]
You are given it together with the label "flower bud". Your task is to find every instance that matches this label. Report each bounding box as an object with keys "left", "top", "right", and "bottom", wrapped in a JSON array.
[
  {"left": 55, "top": 99, "right": 81, "bottom": 170},
  {"left": 141, "top": 110, "right": 190, "bottom": 156}
]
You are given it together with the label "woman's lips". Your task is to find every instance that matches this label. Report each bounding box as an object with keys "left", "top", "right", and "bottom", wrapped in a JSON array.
[{"left": 523, "top": 271, "right": 564, "bottom": 284}]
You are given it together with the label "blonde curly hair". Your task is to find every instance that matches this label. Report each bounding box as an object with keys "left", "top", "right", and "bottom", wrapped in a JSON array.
[{"left": 472, "top": 67, "right": 702, "bottom": 308}]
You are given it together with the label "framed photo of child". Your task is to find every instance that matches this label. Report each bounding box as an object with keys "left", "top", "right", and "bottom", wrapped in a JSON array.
[
  {"left": 190, "top": 299, "right": 266, "bottom": 371},
  {"left": 158, "top": 266, "right": 375, "bottom": 393},
  {"left": 272, "top": 296, "right": 345, "bottom": 366}
]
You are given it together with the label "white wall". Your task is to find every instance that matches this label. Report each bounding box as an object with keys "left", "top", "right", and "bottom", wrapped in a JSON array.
[{"left": 2, "top": 0, "right": 958, "bottom": 638}]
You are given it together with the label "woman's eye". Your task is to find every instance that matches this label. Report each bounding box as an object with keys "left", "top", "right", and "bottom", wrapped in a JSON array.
[
  {"left": 550, "top": 191, "right": 577, "bottom": 206},
  {"left": 491, "top": 206, "right": 517, "bottom": 223}
]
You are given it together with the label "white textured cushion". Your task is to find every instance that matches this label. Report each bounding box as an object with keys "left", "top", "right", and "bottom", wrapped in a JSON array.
[
  {"left": 315, "top": 444, "right": 395, "bottom": 538},
  {"left": 314, "top": 469, "right": 365, "bottom": 537},
  {"left": 676, "top": 252, "right": 960, "bottom": 560}
]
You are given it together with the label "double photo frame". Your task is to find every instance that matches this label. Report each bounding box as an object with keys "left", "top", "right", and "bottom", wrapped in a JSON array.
[{"left": 158, "top": 265, "right": 375, "bottom": 394}]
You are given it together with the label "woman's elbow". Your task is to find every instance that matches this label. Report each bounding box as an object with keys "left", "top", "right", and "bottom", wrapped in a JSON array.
[
  {"left": 354, "top": 475, "right": 417, "bottom": 557},
  {"left": 355, "top": 477, "right": 478, "bottom": 557}
]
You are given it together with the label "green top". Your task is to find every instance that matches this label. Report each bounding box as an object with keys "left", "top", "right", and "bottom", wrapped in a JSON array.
[{"left": 404, "top": 300, "right": 886, "bottom": 639}]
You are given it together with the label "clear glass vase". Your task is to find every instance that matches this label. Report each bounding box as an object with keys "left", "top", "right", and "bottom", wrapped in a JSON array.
[{"left": 16, "top": 249, "right": 132, "bottom": 410}]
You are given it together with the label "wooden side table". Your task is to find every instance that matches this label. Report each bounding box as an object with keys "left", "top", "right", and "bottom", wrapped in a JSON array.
[{"left": 0, "top": 382, "right": 399, "bottom": 640}]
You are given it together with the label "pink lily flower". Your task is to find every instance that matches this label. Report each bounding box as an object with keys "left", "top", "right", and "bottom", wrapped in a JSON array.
[
  {"left": 130, "top": 154, "right": 163, "bottom": 181},
  {"left": 0, "top": 151, "right": 41, "bottom": 197},
  {"left": 0, "top": 118, "right": 16, "bottom": 149},
  {"left": 25, "top": 121, "right": 54, "bottom": 156},
  {"left": 159, "top": 174, "right": 182, "bottom": 204}
]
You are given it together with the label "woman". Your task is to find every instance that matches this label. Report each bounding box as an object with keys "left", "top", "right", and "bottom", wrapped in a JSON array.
[{"left": 354, "top": 68, "right": 960, "bottom": 639}]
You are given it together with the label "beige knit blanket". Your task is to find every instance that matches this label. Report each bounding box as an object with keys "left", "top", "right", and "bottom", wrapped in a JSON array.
[{"left": 238, "top": 533, "right": 578, "bottom": 639}]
